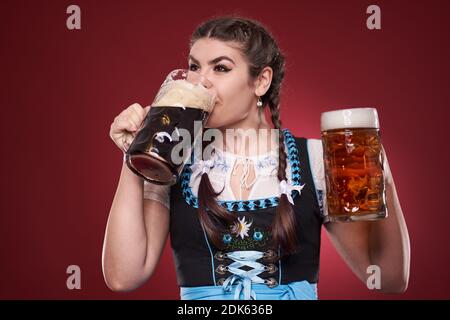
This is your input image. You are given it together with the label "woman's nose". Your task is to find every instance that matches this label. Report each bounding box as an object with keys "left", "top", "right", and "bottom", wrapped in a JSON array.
[
  {"left": 200, "top": 75, "right": 217, "bottom": 105},
  {"left": 186, "top": 70, "right": 216, "bottom": 103},
  {"left": 187, "top": 70, "right": 214, "bottom": 88},
  {"left": 199, "top": 74, "right": 213, "bottom": 89}
]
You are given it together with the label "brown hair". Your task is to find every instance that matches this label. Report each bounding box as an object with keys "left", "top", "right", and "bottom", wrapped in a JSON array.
[{"left": 190, "top": 16, "right": 298, "bottom": 255}]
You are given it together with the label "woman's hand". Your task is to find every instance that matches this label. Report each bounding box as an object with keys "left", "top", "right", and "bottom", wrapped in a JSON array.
[{"left": 109, "top": 103, "right": 151, "bottom": 152}]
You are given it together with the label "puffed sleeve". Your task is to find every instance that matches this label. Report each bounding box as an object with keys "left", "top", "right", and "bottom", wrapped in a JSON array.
[
  {"left": 143, "top": 180, "right": 170, "bottom": 209},
  {"left": 307, "top": 139, "right": 329, "bottom": 222}
]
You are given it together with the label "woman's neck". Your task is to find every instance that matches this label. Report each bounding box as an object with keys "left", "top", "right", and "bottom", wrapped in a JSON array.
[{"left": 215, "top": 108, "right": 279, "bottom": 157}]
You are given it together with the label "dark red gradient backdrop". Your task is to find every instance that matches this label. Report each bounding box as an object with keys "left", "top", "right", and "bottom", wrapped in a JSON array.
[{"left": 1, "top": 0, "right": 449, "bottom": 299}]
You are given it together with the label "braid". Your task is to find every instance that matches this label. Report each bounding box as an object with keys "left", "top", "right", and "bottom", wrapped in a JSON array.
[
  {"left": 266, "top": 45, "right": 299, "bottom": 255},
  {"left": 268, "top": 93, "right": 299, "bottom": 256},
  {"left": 268, "top": 103, "right": 287, "bottom": 181},
  {"left": 198, "top": 172, "right": 235, "bottom": 249}
]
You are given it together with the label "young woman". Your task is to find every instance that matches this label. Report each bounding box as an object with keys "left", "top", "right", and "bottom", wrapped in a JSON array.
[{"left": 103, "top": 16, "right": 410, "bottom": 300}]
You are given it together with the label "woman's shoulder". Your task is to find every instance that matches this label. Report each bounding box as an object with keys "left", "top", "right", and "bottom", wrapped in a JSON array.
[
  {"left": 304, "top": 138, "right": 323, "bottom": 166},
  {"left": 305, "top": 138, "right": 322, "bottom": 153},
  {"left": 301, "top": 138, "right": 325, "bottom": 190}
]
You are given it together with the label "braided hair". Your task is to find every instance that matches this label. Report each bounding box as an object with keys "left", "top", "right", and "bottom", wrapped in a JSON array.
[{"left": 190, "top": 16, "right": 298, "bottom": 255}]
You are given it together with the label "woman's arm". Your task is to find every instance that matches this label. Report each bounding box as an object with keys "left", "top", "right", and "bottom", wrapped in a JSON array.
[
  {"left": 324, "top": 146, "right": 411, "bottom": 293},
  {"left": 101, "top": 161, "right": 170, "bottom": 292}
]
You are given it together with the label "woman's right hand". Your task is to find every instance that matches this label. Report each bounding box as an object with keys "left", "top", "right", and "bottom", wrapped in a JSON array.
[{"left": 110, "top": 103, "right": 151, "bottom": 152}]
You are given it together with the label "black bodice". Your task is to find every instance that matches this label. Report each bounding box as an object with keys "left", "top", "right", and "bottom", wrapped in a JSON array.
[{"left": 169, "top": 133, "right": 324, "bottom": 288}]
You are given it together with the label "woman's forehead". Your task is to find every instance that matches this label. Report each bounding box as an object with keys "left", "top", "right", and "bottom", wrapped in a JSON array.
[{"left": 189, "top": 38, "right": 244, "bottom": 62}]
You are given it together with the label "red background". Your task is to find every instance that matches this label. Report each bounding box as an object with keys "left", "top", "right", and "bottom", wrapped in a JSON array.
[{"left": 1, "top": 0, "right": 449, "bottom": 299}]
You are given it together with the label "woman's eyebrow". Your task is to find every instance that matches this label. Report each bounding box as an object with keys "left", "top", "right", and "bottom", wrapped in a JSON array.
[{"left": 189, "top": 55, "right": 236, "bottom": 65}]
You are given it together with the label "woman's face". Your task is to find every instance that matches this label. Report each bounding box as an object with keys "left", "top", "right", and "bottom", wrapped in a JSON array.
[{"left": 188, "top": 38, "right": 257, "bottom": 129}]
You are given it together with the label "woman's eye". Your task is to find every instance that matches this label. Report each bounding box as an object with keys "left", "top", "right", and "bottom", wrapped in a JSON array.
[
  {"left": 214, "top": 65, "right": 230, "bottom": 73},
  {"left": 188, "top": 64, "right": 230, "bottom": 73},
  {"left": 189, "top": 64, "right": 199, "bottom": 71}
]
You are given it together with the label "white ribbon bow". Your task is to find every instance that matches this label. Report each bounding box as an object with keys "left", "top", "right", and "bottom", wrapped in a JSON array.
[
  {"left": 279, "top": 180, "right": 306, "bottom": 205},
  {"left": 190, "top": 158, "right": 215, "bottom": 180}
]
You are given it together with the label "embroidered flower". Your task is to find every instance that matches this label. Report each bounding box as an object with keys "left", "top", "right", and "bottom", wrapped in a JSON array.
[
  {"left": 256, "top": 155, "right": 277, "bottom": 169},
  {"left": 222, "top": 234, "right": 232, "bottom": 244},
  {"left": 214, "top": 152, "right": 230, "bottom": 172},
  {"left": 256, "top": 155, "right": 278, "bottom": 176},
  {"left": 253, "top": 231, "right": 263, "bottom": 241},
  {"left": 230, "top": 216, "right": 253, "bottom": 239}
]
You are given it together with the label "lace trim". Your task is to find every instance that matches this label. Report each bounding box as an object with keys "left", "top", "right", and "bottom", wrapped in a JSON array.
[{"left": 180, "top": 128, "right": 303, "bottom": 212}]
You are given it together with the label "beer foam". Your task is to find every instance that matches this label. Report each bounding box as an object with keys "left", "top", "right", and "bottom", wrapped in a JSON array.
[
  {"left": 152, "top": 80, "right": 214, "bottom": 112},
  {"left": 320, "top": 107, "right": 379, "bottom": 131}
]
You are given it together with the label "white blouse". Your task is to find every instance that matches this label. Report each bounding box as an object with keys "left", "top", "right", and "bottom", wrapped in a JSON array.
[{"left": 143, "top": 138, "right": 327, "bottom": 214}]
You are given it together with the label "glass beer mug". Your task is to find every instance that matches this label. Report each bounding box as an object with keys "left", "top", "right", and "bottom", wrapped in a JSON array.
[
  {"left": 320, "top": 107, "right": 387, "bottom": 222},
  {"left": 124, "top": 69, "right": 216, "bottom": 185}
]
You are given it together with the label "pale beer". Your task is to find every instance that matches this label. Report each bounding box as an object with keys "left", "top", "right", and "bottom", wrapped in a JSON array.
[{"left": 320, "top": 108, "right": 387, "bottom": 222}]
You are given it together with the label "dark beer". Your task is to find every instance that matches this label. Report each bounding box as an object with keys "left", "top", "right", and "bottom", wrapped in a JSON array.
[
  {"left": 321, "top": 108, "right": 387, "bottom": 222},
  {"left": 125, "top": 105, "right": 208, "bottom": 185},
  {"left": 125, "top": 69, "right": 215, "bottom": 185}
]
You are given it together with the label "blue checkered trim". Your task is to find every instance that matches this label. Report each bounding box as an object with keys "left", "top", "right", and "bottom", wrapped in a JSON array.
[{"left": 180, "top": 128, "right": 303, "bottom": 211}]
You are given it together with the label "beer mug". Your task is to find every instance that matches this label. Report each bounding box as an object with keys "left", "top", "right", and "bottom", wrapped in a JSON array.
[
  {"left": 124, "top": 69, "right": 216, "bottom": 185},
  {"left": 320, "top": 107, "right": 387, "bottom": 222}
]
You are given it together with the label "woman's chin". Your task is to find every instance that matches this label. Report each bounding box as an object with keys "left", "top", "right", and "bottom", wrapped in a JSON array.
[{"left": 204, "top": 115, "right": 222, "bottom": 129}]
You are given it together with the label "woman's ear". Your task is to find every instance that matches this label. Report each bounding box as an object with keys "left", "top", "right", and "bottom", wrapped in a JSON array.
[{"left": 254, "top": 66, "right": 273, "bottom": 97}]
